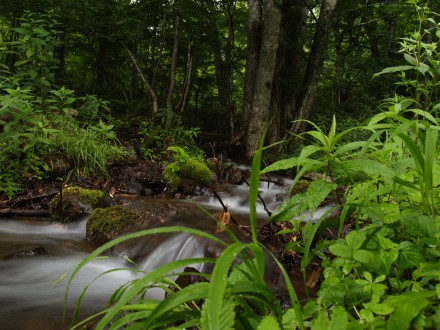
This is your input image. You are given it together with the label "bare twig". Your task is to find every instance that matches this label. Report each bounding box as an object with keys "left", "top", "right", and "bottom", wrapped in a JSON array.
[{"left": 243, "top": 179, "right": 272, "bottom": 217}]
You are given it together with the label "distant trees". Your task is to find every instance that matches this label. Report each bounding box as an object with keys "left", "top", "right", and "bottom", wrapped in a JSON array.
[{"left": 0, "top": 0, "right": 429, "bottom": 158}]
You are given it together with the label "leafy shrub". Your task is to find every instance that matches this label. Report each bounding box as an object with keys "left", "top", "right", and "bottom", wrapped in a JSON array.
[{"left": 0, "top": 13, "right": 126, "bottom": 197}]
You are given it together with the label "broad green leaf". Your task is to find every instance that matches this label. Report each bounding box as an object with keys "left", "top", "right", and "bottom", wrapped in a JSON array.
[
  {"left": 261, "top": 157, "right": 299, "bottom": 173},
  {"left": 299, "top": 144, "right": 323, "bottom": 160},
  {"left": 12, "top": 27, "right": 30, "bottom": 34},
  {"left": 415, "top": 62, "right": 430, "bottom": 75},
  {"left": 379, "top": 249, "right": 399, "bottom": 275},
  {"left": 401, "top": 214, "right": 436, "bottom": 238},
  {"left": 353, "top": 250, "right": 375, "bottom": 264},
  {"left": 257, "top": 316, "right": 281, "bottom": 330},
  {"left": 373, "top": 65, "right": 413, "bottom": 77},
  {"left": 305, "top": 180, "right": 337, "bottom": 216},
  {"left": 310, "top": 311, "right": 329, "bottom": 329},
  {"left": 364, "top": 300, "right": 394, "bottom": 315},
  {"left": 306, "top": 130, "right": 329, "bottom": 150},
  {"left": 342, "top": 159, "right": 395, "bottom": 178},
  {"left": 14, "top": 60, "right": 29, "bottom": 66},
  {"left": 329, "top": 242, "right": 352, "bottom": 258},
  {"left": 384, "top": 292, "right": 434, "bottom": 330},
  {"left": 345, "top": 230, "right": 366, "bottom": 250},
  {"left": 404, "top": 53, "right": 417, "bottom": 65},
  {"left": 269, "top": 194, "right": 308, "bottom": 222},
  {"left": 397, "top": 241, "right": 424, "bottom": 269},
  {"left": 413, "top": 262, "right": 440, "bottom": 280},
  {"left": 328, "top": 306, "right": 348, "bottom": 330}
]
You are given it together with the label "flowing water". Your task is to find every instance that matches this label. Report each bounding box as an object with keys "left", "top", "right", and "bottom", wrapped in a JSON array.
[{"left": 0, "top": 178, "right": 331, "bottom": 329}]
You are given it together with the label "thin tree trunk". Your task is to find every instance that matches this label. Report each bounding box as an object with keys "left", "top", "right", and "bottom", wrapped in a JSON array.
[
  {"left": 291, "top": 0, "right": 340, "bottom": 135},
  {"left": 206, "top": 0, "right": 236, "bottom": 138},
  {"left": 177, "top": 41, "right": 193, "bottom": 114},
  {"left": 124, "top": 45, "right": 158, "bottom": 117},
  {"left": 245, "top": 0, "right": 281, "bottom": 158},
  {"left": 165, "top": 6, "right": 182, "bottom": 129},
  {"left": 152, "top": 9, "right": 167, "bottom": 87}
]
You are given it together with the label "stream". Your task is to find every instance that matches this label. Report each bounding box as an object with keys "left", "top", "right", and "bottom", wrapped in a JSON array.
[{"left": 0, "top": 178, "right": 325, "bottom": 329}]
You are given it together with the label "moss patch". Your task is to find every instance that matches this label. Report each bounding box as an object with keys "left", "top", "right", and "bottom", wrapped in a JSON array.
[
  {"left": 64, "top": 187, "right": 103, "bottom": 205},
  {"left": 163, "top": 158, "right": 212, "bottom": 192},
  {"left": 87, "top": 206, "right": 138, "bottom": 245}
]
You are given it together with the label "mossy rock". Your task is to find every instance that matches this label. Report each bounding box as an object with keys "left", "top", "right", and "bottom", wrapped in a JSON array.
[
  {"left": 163, "top": 158, "right": 212, "bottom": 192},
  {"left": 87, "top": 206, "right": 138, "bottom": 245},
  {"left": 86, "top": 199, "right": 179, "bottom": 250},
  {"left": 49, "top": 187, "right": 104, "bottom": 223}
]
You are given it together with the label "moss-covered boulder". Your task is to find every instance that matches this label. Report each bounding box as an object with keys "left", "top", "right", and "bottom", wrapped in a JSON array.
[
  {"left": 163, "top": 158, "right": 212, "bottom": 193},
  {"left": 49, "top": 187, "right": 104, "bottom": 223},
  {"left": 86, "top": 199, "right": 179, "bottom": 249},
  {"left": 87, "top": 206, "right": 138, "bottom": 245}
]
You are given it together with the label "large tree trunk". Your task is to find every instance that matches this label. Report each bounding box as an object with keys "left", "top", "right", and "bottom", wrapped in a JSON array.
[
  {"left": 242, "top": 0, "right": 261, "bottom": 135},
  {"left": 291, "top": 0, "right": 340, "bottom": 135},
  {"left": 267, "top": 0, "right": 307, "bottom": 144},
  {"left": 244, "top": 0, "right": 281, "bottom": 158}
]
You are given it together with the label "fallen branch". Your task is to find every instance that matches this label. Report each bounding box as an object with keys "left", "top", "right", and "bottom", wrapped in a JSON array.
[{"left": 0, "top": 208, "right": 51, "bottom": 218}]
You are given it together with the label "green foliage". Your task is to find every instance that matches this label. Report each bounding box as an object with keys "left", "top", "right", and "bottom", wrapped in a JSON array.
[
  {"left": 373, "top": 3, "right": 440, "bottom": 114},
  {"left": 0, "top": 14, "right": 126, "bottom": 197},
  {"left": 258, "top": 9, "right": 440, "bottom": 328},
  {"left": 137, "top": 115, "right": 201, "bottom": 160}
]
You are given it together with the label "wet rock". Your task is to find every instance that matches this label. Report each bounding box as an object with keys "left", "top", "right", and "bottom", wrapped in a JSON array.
[
  {"left": 126, "top": 181, "right": 144, "bottom": 195},
  {"left": 49, "top": 187, "right": 104, "bottom": 223},
  {"left": 174, "top": 267, "right": 208, "bottom": 289},
  {"left": 226, "top": 166, "right": 243, "bottom": 184},
  {"left": 167, "top": 267, "right": 208, "bottom": 307},
  {"left": 108, "top": 160, "right": 166, "bottom": 195},
  {"left": 86, "top": 199, "right": 179, "bottom": 248},
  {"left": 3, "top": 247, "right": 48, "bottom": 260}
]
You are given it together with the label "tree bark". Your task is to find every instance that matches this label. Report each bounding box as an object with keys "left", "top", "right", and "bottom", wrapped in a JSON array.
[
  {"left": 291, "top": 0, "right": 340, "bottom": 135},
  {"left": 205, "top": 0, "right": 236, "bottom": 138},
  {"left": 165, "top": 6, "right": 182, "bottom": 129},
  {"left": 242, "top": 0, "right": 261, "bottom": 134},
  {"left": 267, "top": 0, "right": 307, "bottom": 144},
  {"left": 176, "top": 41, "right": 193, "bottom": 114},
  {"left": 245, "top": 0, "right": 281, "bottom": 158}
]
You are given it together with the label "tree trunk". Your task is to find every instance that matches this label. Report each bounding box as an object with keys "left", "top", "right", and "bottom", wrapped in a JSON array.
[
  {"left": 205, "top": 0, "right": 236, "bottom": 138},
  {"left": 291, "top": 0, "right": 340, "bottom": 135},
  {"left": 176, "top": 41, "right": 193, "bottom": 114},
  {"left": 267, "top": 0, "right": 307, "bottom": 144},
  {"left": 245, "top": 0, "right": 281, "bottom": 158},
  {"left": 165, "top": 6, "right": 182, "bottom": 129},
  {"left": 242, "top": 0, "right": 261, "bottom": 134}
]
